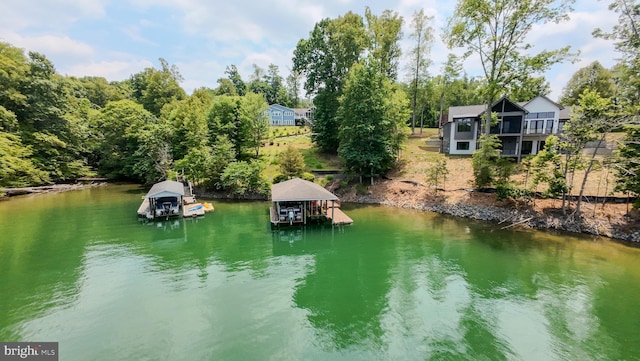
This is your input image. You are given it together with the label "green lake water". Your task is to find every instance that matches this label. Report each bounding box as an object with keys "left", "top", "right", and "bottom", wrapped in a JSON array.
[{"left": 1, "top": 184, "right": 639, "bottom": 360}]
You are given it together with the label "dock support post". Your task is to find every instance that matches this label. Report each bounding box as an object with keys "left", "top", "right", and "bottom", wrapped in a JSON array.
[{"left": 331, "top": 200, "right": 335, "bottom": 226}]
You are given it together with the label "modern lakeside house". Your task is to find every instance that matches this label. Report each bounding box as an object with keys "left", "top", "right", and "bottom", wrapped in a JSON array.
[
  {"left": 265, "top": 104, "right": 314, "bottom": 126},
  {"left": 441, "top": 95, "right": 572, "bottom": 161}
]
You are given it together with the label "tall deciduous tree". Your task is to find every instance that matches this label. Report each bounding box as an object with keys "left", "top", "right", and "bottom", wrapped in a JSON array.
[
  {"left": 286, "top": 69, "right": 303, "bottom": 108},
  {"left": 91, "top": 99, "right": 157, "bottom": 180},
  {"left": 406, "top": 9, "right": 434, "bottom": 134},
  {"left": 445, "top": 0, "right": 575, "bottom": 136},
  {"left": 337, "top": 59, "right": 410, "bottom": 182},
  {"left": 559, "top": 61, "right": 616, "bottom": 105},
  {"left": 129, "top": 58, "right": 186, "bottom": 117},
  {"left": 208, "top": 95, "right": 244, "bottom": 156},
  {"left": 594, "top": 0, "right": 640, "bottom": 56},
  {"left": 240, "top": 92, "right": 269, "bottom": 158},
  {"left": 562, "top": 90, "right": 623, "bottom": 215},
  {"left": 594, "top": 0, "right": 640, "bottom": 112},
  {"left": 164, "top": 89, "right": 214, "bottom": 161},
  {"left": 0, "top": 106, "right": 48, "bottom": 187},
  {"left": 293, "top": 13, "right": 368, "bottom": 152},
  {"left": 504, "top": 75, "right": 550, "bottom": 102},
  {"left": 365, "top": 7, "right": 404, "bottom": 81},
  {"left": 225, "top": 65, "right": 246, "bottom": 96}
]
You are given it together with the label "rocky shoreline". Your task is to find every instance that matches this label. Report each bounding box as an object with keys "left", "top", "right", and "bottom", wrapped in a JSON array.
[
  {"left": 333, "top": 180, "right": 640, "bottom": 245},
  {"left": 3, "top": 179, "right": 637, "bottom": 244}
]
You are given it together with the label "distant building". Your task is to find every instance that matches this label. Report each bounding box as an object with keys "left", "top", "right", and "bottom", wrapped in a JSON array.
[
  {"left": 265, "top": 104, "right": 314, "bottom": 126},
  {"left": 441, "top": 95, "right": 572, "bottom": 161},
  {"left": 293, "top": 107, "right": 314, "bottom": 126},
  {"left": 265, "top": 104, "right": 295, "bottom": 126}
]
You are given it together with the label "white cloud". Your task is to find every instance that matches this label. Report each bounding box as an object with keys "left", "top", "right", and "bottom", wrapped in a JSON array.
[
  {"left": 65, "top": 59, "right": 154, "bottom": 80},
  {"left": 3, "top": 33, "right": 94, "bottom": 58},
  {"left": 0, "top": 0, "right": 107, "bottom": 31},
  {"left": 0, "top": 0, "right": 625, "bottom": 102}
]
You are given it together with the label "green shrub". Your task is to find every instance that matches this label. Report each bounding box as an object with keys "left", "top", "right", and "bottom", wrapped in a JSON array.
[
  {"left": 326, "top": 175, "right": 334, "bottom": 181},
  {"left": 272, "top": 174, "right": 289, "bottom": 184},
  {"left": 496, "top": 182, "right": 532, "bottom": 202},
  {"left": 301, "top": 172, "right": 315, "bottom": 182}
]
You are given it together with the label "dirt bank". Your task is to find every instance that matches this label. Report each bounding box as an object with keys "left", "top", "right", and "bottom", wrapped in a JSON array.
[{"left": 333, "top": 179, "right": 640, "bottom": 244}]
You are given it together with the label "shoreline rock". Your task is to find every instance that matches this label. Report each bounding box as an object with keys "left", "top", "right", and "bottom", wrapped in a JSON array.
[{"left": 334, "top": 184, "right": 640, "bottom": 245}]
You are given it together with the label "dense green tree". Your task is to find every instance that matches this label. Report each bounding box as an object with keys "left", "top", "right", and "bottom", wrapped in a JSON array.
[
  {"left": 72, "top": 76, "right": 125, "bottom": 108},
  {"left": 293, "top": 13, "right": 368, "bottom": 152},
  {"left": 559, "top": 61, "right": 616, "bottom": 105},
  {"left": 164, "top": 90, "right": 213, "bottom": 160},
  {"left": 209, "top": 135, "right": 236, "bottom": 189},
  {"left": 0, "top": 106, "right": 49, "bottom": 186},
  {"left": 337, "top": 59, "right": 410, "bottom": 181},
  {"left": 219, "top": 160, "right": 269, "bottom": 196},
  {"left": 174, "top": 146, "right": 212, "bottom": 185},
  {"left": 446, "top": 0, "right": 575, "bottom": 136},
  {"left": 91, "top": 99, "right": 157, "bottom": 180},
  {"left": 265, "top": 64, "right": 291, "bottom": 106},
  {"left": 0, "top": 42, "right": 29, "bottom": 114},
  {"left": 129, "top": 58, "right": 186, "bottom": 117},
  {"left": 207, "top": 93, "right": 268, "bottom": 158},
  {"left": 208, "top": 95, "right": 245, "bottom": 156},
  {"left": 505, "top": 75, "right": 551, "bottom": 102},
  {"left": 214, "top": 78, "right": 238, "bottom": 96},
  {"left": 131, "top": 119, "right": 174, "bottom": 185},
  {"left": 472, "top": 134, "right": 502, "bottom": 188}
]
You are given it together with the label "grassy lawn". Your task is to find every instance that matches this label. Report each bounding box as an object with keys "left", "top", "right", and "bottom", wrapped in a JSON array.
[
  {"left": 260, "top": 127, "right": 340, "bottom": 180},
  {"left": 259, "top": 126, "right": 623, "bottom": 196},
  {"left": 268, "top": 126, "right": 311, "bottom": 139}
]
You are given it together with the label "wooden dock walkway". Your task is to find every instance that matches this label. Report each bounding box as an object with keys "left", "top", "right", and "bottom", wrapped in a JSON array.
[
  {"left": 137, "top": 198, "right": 150, "bottom": 217},
  {"left": 326, "top": 207, "right": 353, "bottom": 225}
]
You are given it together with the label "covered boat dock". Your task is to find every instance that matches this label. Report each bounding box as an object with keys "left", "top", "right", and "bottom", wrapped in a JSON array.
[
  {"left": 270, "top": 178, "right": 353, "bottom": 226},
  {"left": 138, "top": 179, "right": 210, "bottom": 219}
]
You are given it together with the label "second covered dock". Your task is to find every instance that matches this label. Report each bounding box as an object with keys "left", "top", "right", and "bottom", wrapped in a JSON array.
[{"left": 270, "top": 178, "right": 353, "bottom": 226}]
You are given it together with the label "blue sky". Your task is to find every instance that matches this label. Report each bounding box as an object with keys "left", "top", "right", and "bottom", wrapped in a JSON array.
[{"left": 0, "top": 0, "right": 620, "bottom": 101}]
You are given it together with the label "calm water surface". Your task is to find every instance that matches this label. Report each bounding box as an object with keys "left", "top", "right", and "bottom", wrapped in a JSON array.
[{"left": 1, "top": 185, "right": 639, "bottom": 360}]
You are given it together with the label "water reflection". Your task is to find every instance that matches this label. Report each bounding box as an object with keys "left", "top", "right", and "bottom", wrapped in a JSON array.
[{"left": 1, "top": 188, "right": 640, "bottom": 360}]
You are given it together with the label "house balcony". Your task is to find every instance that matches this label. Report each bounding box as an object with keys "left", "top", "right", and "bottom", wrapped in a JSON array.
[{"left": 525, "top": 129, "right": 554, "bottom": 135}]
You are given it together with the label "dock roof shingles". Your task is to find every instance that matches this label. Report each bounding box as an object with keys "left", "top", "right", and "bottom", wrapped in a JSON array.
[{"left": 271, "top": 178, "right": 339, "bottom": 202}]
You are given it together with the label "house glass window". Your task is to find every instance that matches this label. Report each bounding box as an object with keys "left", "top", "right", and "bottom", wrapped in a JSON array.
[
  {"left": 546, "top": 119, "right": 554, "bottom": 134},
  {"left": 558, "top": 120, "right": 566, "bottom": 133},
  {"left": 456, "top": 142, "right": 470, "bottom": 150},
  {"left": 457, "top": 118, "right": 472, "bottom": 132}
]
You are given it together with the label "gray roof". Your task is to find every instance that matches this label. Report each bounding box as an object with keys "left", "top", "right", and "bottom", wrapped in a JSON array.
[
  {"left": 271, "top": 178, "right": 339, "bottom": 202},
  {"left": 447, "top": 104, "right": 486, "bottom": 122},
  {"left": 559, "top": 106, "right": 573, "bottom": 120},
  {"left": 145, "top": 180, "right": 184, "bottom": 199}
]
